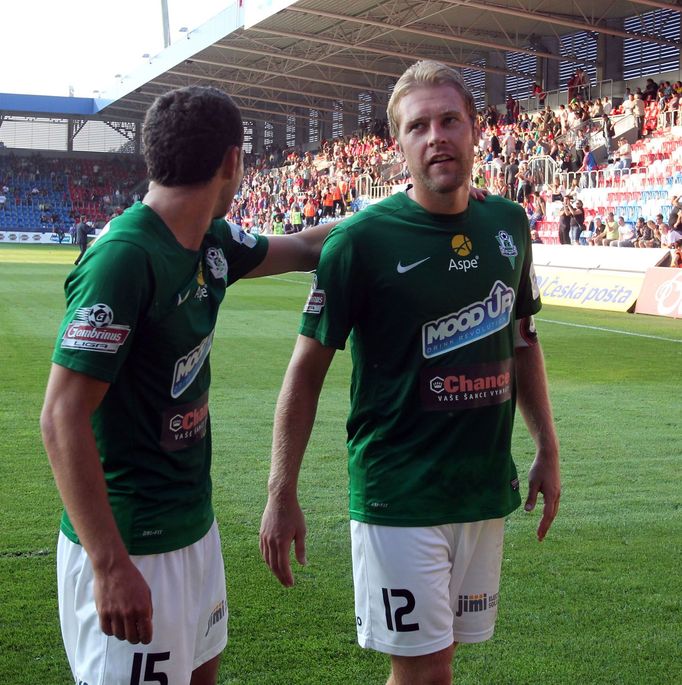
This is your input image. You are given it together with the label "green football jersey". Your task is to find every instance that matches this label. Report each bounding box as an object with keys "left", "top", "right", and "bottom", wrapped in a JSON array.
[
  {"left": 300, "top": 191, "right": 541, "bottom": 526},
  {"left": 52, "top": 203, "right": 268, "bottom": 554}
]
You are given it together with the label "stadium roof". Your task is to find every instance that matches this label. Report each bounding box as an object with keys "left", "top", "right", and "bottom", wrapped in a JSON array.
[{"left": 3, "top": 0, "right": 682, "bottom": 125}]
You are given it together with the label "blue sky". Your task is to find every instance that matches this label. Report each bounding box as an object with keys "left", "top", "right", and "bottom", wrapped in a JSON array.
[{"left": 2, "top": 0, "right": 227, "bottom": 97}]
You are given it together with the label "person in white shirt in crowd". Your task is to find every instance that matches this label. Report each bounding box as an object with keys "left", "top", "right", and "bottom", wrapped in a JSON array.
[
  {"left": 602, "top": 96, "right": 613, "bottom": 116},
  {"left": 609, "top": 216, "right": 636, "bottom": 247}
]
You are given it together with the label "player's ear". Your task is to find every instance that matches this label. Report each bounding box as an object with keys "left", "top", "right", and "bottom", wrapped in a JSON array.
[{"left": 220, "top": 145, "right": 242, "bottom": 181}]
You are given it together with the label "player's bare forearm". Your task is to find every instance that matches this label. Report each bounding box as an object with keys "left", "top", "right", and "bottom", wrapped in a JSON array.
[
  {"left": 260, "top": 336, "right": 335, "bottom": 585},
  {"left": 514, "top": 344, "right": 561, "bottom": 540},
  {"left": 41, "top": 365, "right": 128, "bottom": 568},
  {"left": 515, "top": 344, "right": 559, "bottom": 453},
  {"left": 41, "top": 364, "right": 153, "bottom": 643},
  {"left": 247, "top": 220, "right": 343, "bottom": 277}
]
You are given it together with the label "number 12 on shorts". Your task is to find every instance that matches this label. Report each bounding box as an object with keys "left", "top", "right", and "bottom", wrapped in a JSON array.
[
  {"left": 130, "top": 651, "right": 170, "bottom": 685},
  {"left": 382, "top": 588, "right": 420, "bottom": 632}
]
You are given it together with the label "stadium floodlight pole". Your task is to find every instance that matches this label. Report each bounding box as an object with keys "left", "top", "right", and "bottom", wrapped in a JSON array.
[{"left": 161, "top": 0, "right": 171, "bottom": 48}]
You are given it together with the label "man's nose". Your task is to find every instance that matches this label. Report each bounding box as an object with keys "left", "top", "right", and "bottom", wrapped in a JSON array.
[{"left": 428, "top": 124, "right": 446, "bottom": 145}]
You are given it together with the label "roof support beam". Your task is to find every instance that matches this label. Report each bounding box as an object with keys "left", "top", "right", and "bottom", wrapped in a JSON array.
[
  {"left": 188, "top": 57, "right": 391, "bottom": 93},
  {"left": 166, "top": 69, "right": 362, "bottom": 106},
  {"left": 439, "top": 0, "right": 680, "bottom": 47},
  {"left": 283, "top": 6, "right": 579, "bottom": 64},
  {"left": 249, "top": 27, "right": 533, "bottom": 77}
]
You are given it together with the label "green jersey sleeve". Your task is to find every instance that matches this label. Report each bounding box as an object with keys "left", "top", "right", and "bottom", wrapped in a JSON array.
[
  {"left": 514, "top": 213, "right": 542, "bottom": 320},
  {"left": 52, "top": 240, "right": 152, "bottom": 383},
  {"left": 299, "top": 222, "right": 362, "bottom": 349}
]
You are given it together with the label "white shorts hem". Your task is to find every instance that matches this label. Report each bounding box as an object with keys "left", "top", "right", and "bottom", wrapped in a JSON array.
[
  {"left": 358, "top": 634, "right": 455, "bottom": 657},
  {"left": 453, "top": 626, "right": 495, "bottom": 644},
  {"left": 193, "top": 636, "right": 227, "bottom": 671}
]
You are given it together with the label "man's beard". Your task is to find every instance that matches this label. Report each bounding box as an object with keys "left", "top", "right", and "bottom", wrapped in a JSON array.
[{"left": 414, "top": 158, "right": 472, "bottom": 195}]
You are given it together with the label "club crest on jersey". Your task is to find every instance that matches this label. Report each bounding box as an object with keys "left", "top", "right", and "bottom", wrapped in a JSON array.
[
  {"left": 422, "top": 280, "right": 515, "bottom": 358},
  {"left": 61, "top": 304, "right": 130, "bottom": 354},
  {"left": 304, "top": 275, "right": 326, "bottom": 314},
  {"left": 205, "top": 247, "right": 228, "bottom": 282},
  {"left": 495, "top": 230, "right": 518, "bottom": 268}
]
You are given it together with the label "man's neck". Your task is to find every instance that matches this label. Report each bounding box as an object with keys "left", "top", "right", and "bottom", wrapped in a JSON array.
[
  {"left": 143, "top": 184, "right": 217, "bottom": 251},
  {"left": 406, "top": 185, "right": 469, "bottom": 215}
]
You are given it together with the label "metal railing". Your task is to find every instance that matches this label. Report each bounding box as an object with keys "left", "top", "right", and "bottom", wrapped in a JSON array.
[{"left": 514, "top": 79, "right": 615, "bottom": 118}]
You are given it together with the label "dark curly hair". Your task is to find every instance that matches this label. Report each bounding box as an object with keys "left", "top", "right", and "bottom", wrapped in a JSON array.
[{"left": 143, "top": 86, "right": 243, "bottom": 186}]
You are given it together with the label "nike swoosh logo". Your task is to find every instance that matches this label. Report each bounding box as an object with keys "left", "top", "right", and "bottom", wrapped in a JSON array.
[
  {"left": 397, "top": 257, "right": 431, "bottom": 274},
  {"left": 177, "top": 290, "right": 191, "bottom": 306}
]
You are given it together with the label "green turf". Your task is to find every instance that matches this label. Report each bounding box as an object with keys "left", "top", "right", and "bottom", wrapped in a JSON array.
[{"left": 0, "top": 244, "right": 680, "bottom": 684}]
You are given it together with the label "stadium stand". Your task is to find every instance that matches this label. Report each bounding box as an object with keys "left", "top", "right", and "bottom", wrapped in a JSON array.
[
  {"left": 0, "top": 154, "right": 146, "bottom": 232},
  {"left": 1, "top": 2, "right": 681, "bottom": 264}
]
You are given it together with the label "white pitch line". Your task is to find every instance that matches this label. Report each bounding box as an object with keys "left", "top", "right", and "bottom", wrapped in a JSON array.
[
  {"left": 537, "top": 318, "right": 682, "bottom": 344},
  {"left": 266, "top": 275, "right": 312, "bottom": 285}
]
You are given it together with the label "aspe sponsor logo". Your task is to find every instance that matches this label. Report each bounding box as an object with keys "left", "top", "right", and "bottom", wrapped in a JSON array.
[
  {"left": 422, "top": 280, "right": 515, "bottom": 358},
  {"left": 449, "top": 233, "right": 479, "bottom": 272},
  {"left": 171, "top": 332, "right": 214, "bottom": 398}
]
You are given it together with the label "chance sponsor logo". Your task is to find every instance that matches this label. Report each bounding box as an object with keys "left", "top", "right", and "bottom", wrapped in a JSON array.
[
  {"left": 61, "top": 305, "right": 130, "bottom": 354},
  {"left": 420, "top": 359, "right": 513, "bottom": 411},
  {"left": 422, "top": 280, "right": 515, "bottom": 358},
  {"left": 160, "top": 391, "right": 209, "bottom": 451}
]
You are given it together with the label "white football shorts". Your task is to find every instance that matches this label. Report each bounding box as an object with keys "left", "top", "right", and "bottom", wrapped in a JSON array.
[
  {"left": 351, "top": 518, "right": 505, "bottom": 657},
  {"left": 57, "top": 520, "right": 227, "bottom": 685}
]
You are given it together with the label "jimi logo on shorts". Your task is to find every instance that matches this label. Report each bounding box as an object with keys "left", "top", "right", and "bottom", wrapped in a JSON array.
[
  {"left": 455, "top": 592, "right": 498, "bottom": 617},
  {"left": 205, "top": 599, "right": 227, "bottom": 637}
]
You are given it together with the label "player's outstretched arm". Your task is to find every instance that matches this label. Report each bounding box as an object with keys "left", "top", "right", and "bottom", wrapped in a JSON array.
[
  {"left": 246, "top": 220, "right": 343, "bottom": 277},
  {"left": 514, "top": 342, "right": 561, "bottom": 541},
  {"left": 247, "top": 187, "right": 487, "bottom": 278},
  {"left": 260, "top": 335, "right": 336, "bottom": 586},
  {"left": 40, "top": 364, "right": 153, "bottom": 644}
]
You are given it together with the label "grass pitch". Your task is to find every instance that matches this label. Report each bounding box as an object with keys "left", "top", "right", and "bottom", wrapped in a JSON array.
[{"left": 0, "top": 243, "right": 680, "bottom": 684}]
